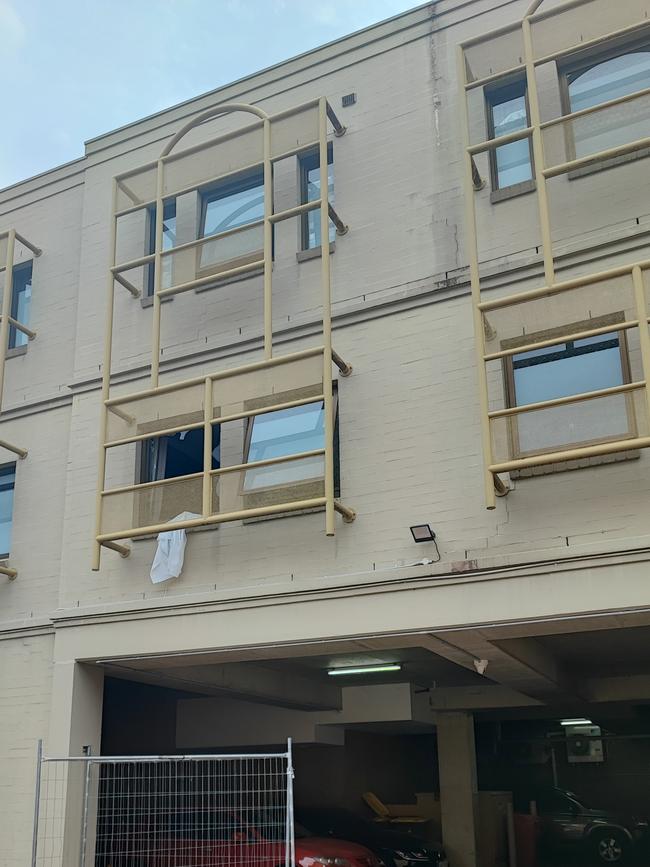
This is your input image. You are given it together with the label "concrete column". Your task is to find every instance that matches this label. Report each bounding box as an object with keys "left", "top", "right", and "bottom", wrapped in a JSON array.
[
  {"left": 48, "top": 661, "right": 104, "bottom": 864},
  {"left": 437, "top": 711, "right": 478, "bottom": 867}
]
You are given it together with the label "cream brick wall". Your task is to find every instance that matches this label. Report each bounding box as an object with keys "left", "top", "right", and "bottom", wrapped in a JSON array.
[{"left": 1, "top": 0, "right": 650, "bottom": 858}]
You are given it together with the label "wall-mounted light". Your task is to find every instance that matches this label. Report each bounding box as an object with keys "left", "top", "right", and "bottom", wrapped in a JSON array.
[
  {"left": 560, "top": 718, "right": 593, "bottom": 726},
  {"left": 410, "top": 524, "right": 436, "bottom": 543},
  {"left": 327, "top": 664, "right": 402, "bottom": 677}
]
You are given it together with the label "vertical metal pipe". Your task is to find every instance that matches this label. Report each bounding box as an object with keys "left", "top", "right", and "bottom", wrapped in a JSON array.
[
  {"left": 631, "top": 266, "right": 650, "bottom": 428},
  {"left": 0, "top": 229, "right": 16, "bottom": 410},
  {"left": 151, "top": 158, "right": 165, "bottom": 386},
  {"left": 31, "top": 739, "right": 43, "bottom": 867},
  {"left": 319, "top": 99, "right": 335, "bottom": 534},
  {"left": 92, "top": 179, "right": 119, "bottom": 571},
  {"left": 286, "top": 738, "right": 296, "bottom": 867},
  {"left": 522, "top": 16, "right": 555, "bottom": 287},
  {"left": 263, "top": 118, "right": 273, "bottom": 359},
  {"left": 202, "top": 377, "right": 213, "bottom": 516},
  {"left": 456, "top": 47, "right": 497, "bottom": 509},
  {"left": 79, "top": 756, "right": 92, "bottom": 867}
]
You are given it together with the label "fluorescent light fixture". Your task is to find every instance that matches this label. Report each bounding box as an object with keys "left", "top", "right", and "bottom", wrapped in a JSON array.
[
  {"left": 327, "top": 664, "right": 402, "bottom": 677},
  {"left": 410, "top": 524, "right": 436, "bottom": 543},
  {"left": 560, "top": 718, "right": 593, "bottom": 726}
]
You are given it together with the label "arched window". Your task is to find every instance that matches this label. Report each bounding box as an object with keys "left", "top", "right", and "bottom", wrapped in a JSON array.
[{"left": 566, "top": 47, "right": 650, "bottom": 159}]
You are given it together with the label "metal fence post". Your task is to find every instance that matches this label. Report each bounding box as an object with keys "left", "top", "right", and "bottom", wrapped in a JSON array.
[
  {"left": 286, "top": 738, "right": 296, "bottom": 867},
  {"left": 79, "top": 750, "right": 92, "bottom": 867},
  {"left": 31, "top": 739, "right": 43, "bottom": 867}
]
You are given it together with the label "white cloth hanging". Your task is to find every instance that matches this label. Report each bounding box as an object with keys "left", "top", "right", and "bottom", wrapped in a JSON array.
[{"left": 150, "top": 511, "right": 200, "bottom": 584}]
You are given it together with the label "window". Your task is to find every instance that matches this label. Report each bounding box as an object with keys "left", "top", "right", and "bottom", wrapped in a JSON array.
[
  {"left": 486, "top": 80, "right": 534, "bottom": 190},
  {"left": 139, "top": 427, "right": 220, "bottom": 483},
  {"left": 505, "top": 322, "right": 633, "bottom": 456},
  {"left": 563, "top": 43, "right": 650, "bottom": 159},
  {"left": 145, "top": 200, "right": 177, "bottom": 297},
  {"left": 9, "top": 262, "right": 32, "bottom": 349},
  {"left": 0, "top": 464, "right": 16, "bottom": 558},
  {"left": 299, "top": 144, "right": 334, "bottom": 250},
  {"left": 201, "top": 170, "right": 264, "bottom": 237},
  {"left": 243, "top": 397, "right": 338, "bottom": 492}
]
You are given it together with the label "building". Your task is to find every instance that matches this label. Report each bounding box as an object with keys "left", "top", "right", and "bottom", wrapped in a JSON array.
[{"left": 2, "top": 0, "right": 650, "bottom": 864}]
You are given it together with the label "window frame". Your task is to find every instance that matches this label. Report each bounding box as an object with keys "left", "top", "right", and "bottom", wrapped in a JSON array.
[
  {"left": 558, "top": 36, "right": 650, "bottom": 169},
  {"left": 196, "top": 167, "right": 266, "bottom": 278},
  {"left": 485, "top": 78, "right": 535, "bottom": 194},
  {"left": 299, "top": 143, "right": 334, "bottom": 251},
  {"left": 502, "top": 314, "right": 636, "bottom": 459},
  {"left": 0, "top": 462, "right": 16, "bottom": 560},
  {"left": 241, "top": 385, "right": 340, "bottom": 498},
  {"left": 8, "top": 260, "right": 33, "bottom": 350}
]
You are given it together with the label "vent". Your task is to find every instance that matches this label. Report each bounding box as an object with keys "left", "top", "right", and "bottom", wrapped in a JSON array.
[{"left": 342, "top": 93, "right": 357, "bottom": 107}]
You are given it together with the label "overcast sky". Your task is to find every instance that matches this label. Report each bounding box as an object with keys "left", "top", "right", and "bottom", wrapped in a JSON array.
[{"left": 0, "top": 0, "right": 418, "bottom": 189}]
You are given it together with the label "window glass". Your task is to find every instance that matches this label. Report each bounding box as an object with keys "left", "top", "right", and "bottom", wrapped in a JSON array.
[
  {"left": 568, "top": 50, "right": 650, "bottom": 157},
  {"left": 202, "top": 171, "right": 264, "bottom": 237},
  {"left": 244, "top": 401, "right": 326, "bottom": 491},
  {"left": 511, "top": 332, "right": 630, "bottom": 453},
  {"left": 488, "top": 84, "right": 533, "bottom": 189},
  {"left": 140, "top": 426, "right": 220, "bottom": 483},
  {"left": 0, "top": 465, "right": 16, "bottom": 557},
  {"left": 301, "top": 146, "right": 335, "bottom": 250},
  {"left": 9, "top": 262, "right": 32, "bottom": 349},
  {"left": 146, "top": 200, "right": 176, "bottom": 296}
]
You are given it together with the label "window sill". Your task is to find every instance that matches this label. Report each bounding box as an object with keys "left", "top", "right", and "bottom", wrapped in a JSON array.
[
  {"left": 296, "top": 242, "right": 336, "bottom": 263},
  {"left": 567, "top": 146, "right": 650, "bottom": 180},
  {"left": 6, "top": 345, "right": 28, "bottom": 359},
  {"left": 510, "top": 448, "right": 640, "bottom": 479},
  {"left": 194, "top": 265, "right": 265, "bottom": 293},
  {"left": 490, "top": 179, "right": 536, "bottom": 204},
  {"left": 141, "top": 294, "right": 173, "bottom": 309}
]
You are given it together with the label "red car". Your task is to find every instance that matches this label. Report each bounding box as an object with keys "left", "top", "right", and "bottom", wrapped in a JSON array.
[{"left": 95, "top": 814, "right": 381, "bottom": 867}]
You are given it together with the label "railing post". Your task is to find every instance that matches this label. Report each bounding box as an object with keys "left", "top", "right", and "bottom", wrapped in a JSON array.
[
  {"left": 263, "top": 117, "right": 273, "bottom": 360},
  {"left": 79, "top": 753, "right": 92, "bottom": 867},
  {"left": 203, "top": 377, "right": 213, "bottom": 516},
  {"left": 285, "top": 738, "right": 295, "bottom": 867},
  {"left": 151, "top": 158, "right": 165, "bottom": 387},
  {"left": 92, "top": 179, "right": 119, "bottom": 571},
  {"left": 456, "top": 46, "right": 498, "bottom": 509},
  {"left": 319, "top": 98, "right": 336, "bottom": 534},
  {"left": 632, "top": 266, "right": 650, "bottom": 430},
  {"left": 0, "top": 229, "right": 15, "bottom": 411}
]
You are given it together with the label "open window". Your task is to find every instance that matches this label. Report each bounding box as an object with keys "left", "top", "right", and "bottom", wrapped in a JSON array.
[
  {"left": 299, "top": 143, "right": 334, "bottom": 250},
  {"left": 0, "top": 463, "right": 16, "bottom": 559},
  {"left": 198, "top": 169, "right": 265, "bottom": 276},
  {"left": 560, "top": 39, "right": 650, "bottom": 163},
  {"left": 503, "top": 316, "right": 635, "bottom": 459},
  {"left": 242, "top": 388, "right": 339, "bottom": 510},
  {"left": 139, "top": 427, "right": 221, "bottom": 483},
  {"left": 9, "top": 261, "right": 32, "bottom": 350},
  {"left": 485, "top": 79, "right": 534, "bottom": 193}
]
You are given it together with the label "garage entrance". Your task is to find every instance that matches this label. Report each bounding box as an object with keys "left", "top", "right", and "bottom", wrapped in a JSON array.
[{"left": 51, "top": 618, "right": 650, "bottom": 867}]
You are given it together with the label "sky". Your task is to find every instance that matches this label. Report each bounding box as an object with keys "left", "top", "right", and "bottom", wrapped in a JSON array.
[{"left": 0, "top": 0, "right": 419, "bottom": 190}]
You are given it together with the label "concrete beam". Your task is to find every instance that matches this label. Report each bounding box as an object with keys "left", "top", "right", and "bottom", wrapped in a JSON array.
[
  {"left": 429, "top": 632, "right": 580, "bottom": 702},
  {"left": 103, "top": 661, "right": 342, "bottom": 711},
  {"left": 416, "top": 685, "right": 541, "bottom": 711}
]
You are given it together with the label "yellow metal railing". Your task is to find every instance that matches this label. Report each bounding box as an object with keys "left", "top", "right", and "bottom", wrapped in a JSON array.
[
  {"left": 93, "top": 98, "right": 353, "bottom": 569},
  {"left": 458, "top": 0, "right": 650, "bottom": 507}
]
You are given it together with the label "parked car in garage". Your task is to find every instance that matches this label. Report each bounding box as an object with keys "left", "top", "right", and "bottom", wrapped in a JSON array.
[
  {"left": 521, "top": 786, "right": 649, "bottom": 865},
  {"left": 95, "top": 812, "right": 382, "bottom": 867},
  {"left": 295, "top": 807, "right": 447, "bottom": 867}
]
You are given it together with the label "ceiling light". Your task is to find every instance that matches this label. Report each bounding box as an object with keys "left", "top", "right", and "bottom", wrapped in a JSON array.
[
  {"left": 410, "top": 524, "right": 436, "bottom": 543},
  {"left": 560, "top": 718, "right": 593, "bottom": 726},
  {"left": 327, "top": 664, "right": 402, "bottom": 677}
]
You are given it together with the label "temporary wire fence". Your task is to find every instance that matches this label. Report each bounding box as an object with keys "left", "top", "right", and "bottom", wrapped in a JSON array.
[{"left": 32, "top": 740, "right": 295, "bottom": 867}]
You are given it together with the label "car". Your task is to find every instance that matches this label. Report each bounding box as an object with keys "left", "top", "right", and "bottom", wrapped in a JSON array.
[
  {"left": 295, "top": 806, "right": 447, "bottom": 867},
  {"left": 95, "top": 810, "right": 382, "bottom": 867},
  {"left": 519, "top": 786, "right": 649, "bottom": 865}
]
